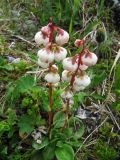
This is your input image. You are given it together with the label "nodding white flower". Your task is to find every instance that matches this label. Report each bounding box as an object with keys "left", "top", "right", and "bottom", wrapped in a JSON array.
[
  {"left": 35, "top": 31, "right": 49, "bottom": 46},
  {"left": 54, "top": 47, "right": 67, "bottom": 62},
  {"left": 38, "top": 59, "right": 49, "bottom": 68},
  {"left": 61, "top": 90, "right": 73, "bottom": 99},
  {"left": 82, "top": 50, "right": 98, "bottom": 66},
  {"left": 73, "top": 83, "right": 86, "bottom": 92},
  {"left": 62, "top": 57, "right": 78, "bottom": 72},
  {"left": 62, "top": 70, "right": 71, "bottom": 82},
  {"left": 45, "top": 72, "right": 60, "bottom": 84},
  {"left": 75, "top": 75, "right": 91, "bottom": 87},
  {"left": 55, "top": 29, "right": 69, "bottom": 45},
  {"left": 79, "top": 64, "right": 88, "bottom": 70},
  {"left": 37, "top": 48, "right": 54, "bottom": 63}
]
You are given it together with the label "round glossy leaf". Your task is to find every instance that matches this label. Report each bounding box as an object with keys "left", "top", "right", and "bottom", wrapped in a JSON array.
[{"left": 55, "top": 143, "right": 74, "bottom": 160}]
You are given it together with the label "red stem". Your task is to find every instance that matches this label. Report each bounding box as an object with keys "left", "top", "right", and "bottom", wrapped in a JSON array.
[
  {"left": 49, "top": 18, "right": 54, "bottom": 43},
  {"left": 70, "top": 45, "right": 85, "bottom": 86},
  {"left": 62, "top": 98, "right": 69, "bottom": 131},
  {"left": 48, "top": 18, "right": 54, "bottom": 129},
  {"left": 48, "top": 63, "right": 53, "bottom": 128},
  {"left": 48, "top": 82, "right": 52, "bottom": 127}
]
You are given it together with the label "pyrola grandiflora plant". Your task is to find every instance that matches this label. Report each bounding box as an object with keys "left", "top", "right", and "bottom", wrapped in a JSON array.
[
  {"left": 34, "top": 18, "right": 98, "bottom": 130},
  {"left": 35, "top": 18, "right": 69, "bottom": 129}
]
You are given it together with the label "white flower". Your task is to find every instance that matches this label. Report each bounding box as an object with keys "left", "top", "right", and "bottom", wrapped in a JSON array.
[
  {"left": 79, "top": 64, "right": 88, "bottom": 70},
  {"left": 37, "top": 48, "right": 54, "bottom": 63},
  {"left": 82, "top": 51, "right": 98, "bottom": 66},
  {"left": 75, "top": 75, "right": 91, "bottom": 87},
  {"left": 35, "top": 31, "right": 49, "bottom": 46},
  {"left": 61, "top": 90, "right": 73, "bottom": 99},
  {"left": 45, "top": 72, "right": 60, "bottom": 84},
  {"left": 73, "top": 83, "right": 86, "bottom": 92},
  {"left": 38, "top": 59, "right": 49, "bottom": 68},
  {"left": 62, "top": 57, "right": 78, "bottom": 72},
  {"left": 54, "top": 47, "right": 67, "bottom": 62},
  {"left": 55, "top": 29, "right": 69, "bottom": 45},
  {"left": 62, "top": 70, "right": 71, "bottom": 82}
]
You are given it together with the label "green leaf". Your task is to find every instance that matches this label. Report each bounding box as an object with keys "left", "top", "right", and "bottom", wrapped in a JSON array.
[
  {"left": 16, "top": 75, "right": 34, "bottom": 93},
  {"left": 68, "top": 117, "right": 84, "bottom": 139},
  {"left": 66, "top": 139, "right": 81, "bottom": 148},
  {"left": 31, "top": 150, "right": 43, "bottom": 160},
  {"left": 76, "top": 92, "right": 87, "bottom": 103},
  {"left": 0, "top": 64, "right": 14, "bottom": 71},
  {"left": 115, "top": 64, "right": 120, "bottom": 90},
  {"left": 69, "top": 17, "right": 73, "bottom": 34},
  {"left": 0, "top": 121, "right": 10, "bottom": 136},
  {"left": 18, "top": 115, "right": 35, "bottom": 134},
  {"left": 91, "top": 94, "right": 105, "bottom": 100},
  {"left": 42, "top": 144, "right": 55, "bottom": 160},
  {"left": 53, "top": 111, "right": 65, "bottom": 128},
  {"left": 55, "top": 143, "right": 74, "bottom": 160},
  {"left": 73, "top": 0, "right": 80, "bottom": 16}
]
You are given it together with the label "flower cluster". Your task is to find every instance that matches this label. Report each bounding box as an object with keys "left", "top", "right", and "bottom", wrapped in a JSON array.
[
  {"left": 35, "top": 19, "right": 98, "bottom": 129},
  {"left": 35, "top": 20, "right": 69, "bottom": 84},
  {"left": 61, "top": 39, "right": 98, "bottom": 101}
]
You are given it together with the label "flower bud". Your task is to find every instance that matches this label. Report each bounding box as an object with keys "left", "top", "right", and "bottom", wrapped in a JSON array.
[
  {"left": 74, "top": 39, "right": 84, "bottom": 47},
  {"left": 38, "top": 59, "right": 49, "bottom": 68},
  {"left": 55, "top": 29, "right": 69, "bottom": 45},
  {"left": 82, "top": 50, "right": 98, "bottom": 66},
  {"left": 75, "top": 75, "right": 91, "bottom": 87},
  {"left": 62, "top": 70, "right": 71, "bottom": 82},
  {"left": 54, "top": 47, "right": 67, "bottom": 62},
  {"left": 61, "top": 90, "right": 73, "bottom": 99},
  {"left": 41, "top": 25, "right": 50, "bottom": 35},
  {"left": 62, "top": 57, "right": 78, "bottom": 72},
  {"left": 45, "top": 72, "right": 60, "bottom": 84},
  {"left": 35, "top": 31, "right": 49, "bottom": 46},
  {"left": 37, "top": 48, "right": 54, "bottom": 63}
]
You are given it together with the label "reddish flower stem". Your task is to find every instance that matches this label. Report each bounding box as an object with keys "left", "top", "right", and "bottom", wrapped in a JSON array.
[
  {"left": 48, "top": 82, "right": 52, "bottom": 127},
  {"left": 70, "top": 45, "right": 85, "bottom": 86},
  {"left": 48, "top": 18, "right": 54, "bottom": 129},
  {"left": 49, "top": 18, "right": 54, "bottom": 43},
  {"left": 62, "top": 98, "right": 69, "bottom": 131},
  {"left": 62, "top": 42, "right": 85, "bottom": 131}
]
